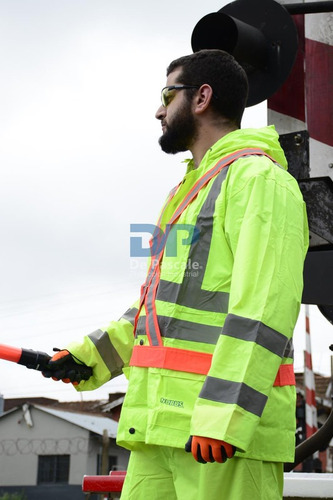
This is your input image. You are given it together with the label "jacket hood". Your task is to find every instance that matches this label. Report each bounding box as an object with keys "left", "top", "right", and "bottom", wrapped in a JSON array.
[
  {"left": 187, "top": 125, "right": 288, "bottom": 175},
  {"left": 221, "top": 125, "right": 288, "bottom": 169}
]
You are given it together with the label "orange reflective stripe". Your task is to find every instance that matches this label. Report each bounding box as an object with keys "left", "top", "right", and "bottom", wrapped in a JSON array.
[
  {"left": 130, "top": 345, "right": 295, "bottom": 386},
  {"left": 130, "top": 345, "right": 212, "bottom": 375},
  {"left": 273, "top": 363, "right": 295, "bottom": 386},
  {"left": 144, "top": 268, "right": 163, "bottom": 347}
]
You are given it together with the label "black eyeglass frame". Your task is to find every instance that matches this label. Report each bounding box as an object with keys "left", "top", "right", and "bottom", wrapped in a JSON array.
[{"left": 161, "top": 85, "right": 200, "bottom": 107}]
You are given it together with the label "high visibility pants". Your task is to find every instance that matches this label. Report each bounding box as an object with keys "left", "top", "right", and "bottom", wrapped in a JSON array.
[{"left": 120, "top": 443, "right": 284, "bottom": 500}]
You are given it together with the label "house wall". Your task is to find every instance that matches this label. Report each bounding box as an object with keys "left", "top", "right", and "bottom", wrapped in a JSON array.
[
  {"left": 88, "top": 434, "right": 130, "bottom": 473},
  {"left": 0, "top": 405, "right": 129, "bottom": 490},
  {"left": 0, "top": 405, "right": 90, "bottom": 486},
  {"left": 110, "top": 441, "right": 129, "bottom": 470}
]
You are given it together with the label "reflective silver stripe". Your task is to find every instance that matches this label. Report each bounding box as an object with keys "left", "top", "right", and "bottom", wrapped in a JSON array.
[
  {"left": 136, "top": 313, "right": 292, "bottom": 354},
  {"left": 157, "top": 280, "right": 229, "bottom": 313},
  {"left": 135, "top": 316, "right": 146, "bottom": 337},
  {"left": 119, "top": 307, "right": 138, "bottom": 325},
  {"left": 199, "top": 376, "right": 268, "bottom": 417},
  {"left": 222, "top": 314, "right": 288, "bottom": 357},
  {"left": 157, "top": 315, "right": 221, "bottom": 344},
  {"left": 283, "top": 338, "right": 294, "bottom": 359},
  {"left": 145, "top": 273, "right": 161, "bottom": 346},
  {"left": 135, "top": 315, "right": 221, "bottom": 344},
  {"left": 88, "top": 329, "right": 124, "bottom": 377},
  {"left": 156, "top": 166, "right": 230, "bottom": 313}
]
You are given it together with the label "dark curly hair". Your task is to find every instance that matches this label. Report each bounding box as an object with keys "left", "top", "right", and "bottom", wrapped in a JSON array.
[{"left": 167, "top": 49, "right": 248, "bottom": 128}]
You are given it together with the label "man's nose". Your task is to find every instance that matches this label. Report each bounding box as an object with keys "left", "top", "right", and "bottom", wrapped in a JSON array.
[{"left": 155, "top": 105, "right": 166, "bottom": 120}]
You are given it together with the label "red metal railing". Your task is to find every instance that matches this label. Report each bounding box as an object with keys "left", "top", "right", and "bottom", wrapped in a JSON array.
[{"left": 82, "top": 470, "right": 126, "bottom": 494}]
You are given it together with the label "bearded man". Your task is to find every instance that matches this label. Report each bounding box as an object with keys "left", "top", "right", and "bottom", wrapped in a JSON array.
[{"left": 44, "top": 50, "right": 308, "bottom": 500}]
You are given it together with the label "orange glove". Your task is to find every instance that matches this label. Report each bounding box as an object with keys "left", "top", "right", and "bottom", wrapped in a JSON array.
[
  {"left": 185, "top": 436, "right": 236, "bottom": 464},
  {"left": 42, "top": 349, "right": 92, "bottom": 386}
]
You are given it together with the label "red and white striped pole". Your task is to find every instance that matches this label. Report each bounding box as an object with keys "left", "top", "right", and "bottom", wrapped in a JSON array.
[
  {"left": 268, "top": 1, "right": 333, "bottom": 179},
  {"left": 304, "top": 304, "right": 318, "bottom": 438}
]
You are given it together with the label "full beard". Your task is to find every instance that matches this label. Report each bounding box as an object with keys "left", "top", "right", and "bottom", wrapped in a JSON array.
[{"left": 159, "top": 101, "right": 197, "bottom": 154}]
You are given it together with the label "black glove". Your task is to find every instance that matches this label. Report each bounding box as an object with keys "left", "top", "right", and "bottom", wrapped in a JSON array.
[{"left": 42, "top": 349, "right": 92, "bottom": 385}]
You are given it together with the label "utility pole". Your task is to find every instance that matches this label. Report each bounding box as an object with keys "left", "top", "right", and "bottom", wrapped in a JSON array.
[{"left": 101, "top": 429, "right": 110, "bottom": 500}]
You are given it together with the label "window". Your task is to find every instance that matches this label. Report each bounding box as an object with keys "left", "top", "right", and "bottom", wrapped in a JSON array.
[
  {"left": 37, "top": 455, "right": 70, "bottom": 484},
  {"left": 97, "top": 454, "right": 118, "bottom": 474}
]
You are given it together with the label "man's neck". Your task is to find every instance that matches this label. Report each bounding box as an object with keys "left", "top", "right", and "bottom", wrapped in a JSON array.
[{"left": 190, "top": 123, "right": 238, "bottom": 168}]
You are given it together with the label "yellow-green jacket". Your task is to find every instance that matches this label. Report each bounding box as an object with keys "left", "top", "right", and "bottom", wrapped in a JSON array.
[{"left": 67, "top": 126, "right": 308, "bottom": 462}]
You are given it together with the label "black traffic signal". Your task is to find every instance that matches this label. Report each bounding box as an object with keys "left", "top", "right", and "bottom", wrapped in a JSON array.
[{"left": 191, "top": 0, "right": 298, "bottom": 106}]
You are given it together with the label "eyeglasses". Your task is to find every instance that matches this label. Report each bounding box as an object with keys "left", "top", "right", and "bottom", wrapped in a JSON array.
[{"left": 161, "top": 85, "right": 200, "bottom": 107}]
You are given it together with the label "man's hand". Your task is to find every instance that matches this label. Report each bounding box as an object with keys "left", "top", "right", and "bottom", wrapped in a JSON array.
[
  {"left": 42, "top": 349, "right": 92, "bottom": 385},
  {"left": 185, "top": 436, "right": 236, "bottom": 464}
]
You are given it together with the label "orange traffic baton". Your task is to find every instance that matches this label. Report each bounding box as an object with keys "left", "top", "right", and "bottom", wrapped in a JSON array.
[{"left": 0, "top": 343, "right": 92, "bottom": 381}]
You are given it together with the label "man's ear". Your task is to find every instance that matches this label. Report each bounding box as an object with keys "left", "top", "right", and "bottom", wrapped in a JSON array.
[{"left": 193, "top": 84, "right": 214, "bottom": 115}]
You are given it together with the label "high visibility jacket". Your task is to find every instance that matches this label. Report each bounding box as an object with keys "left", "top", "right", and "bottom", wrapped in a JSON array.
[{"left": 67, "top": 126, "right": 309, "bottom": 462}]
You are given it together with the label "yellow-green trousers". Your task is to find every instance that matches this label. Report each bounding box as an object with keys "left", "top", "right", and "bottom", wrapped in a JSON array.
[{"left": 120, "top": 444, "right": 284, "bottom": 500}]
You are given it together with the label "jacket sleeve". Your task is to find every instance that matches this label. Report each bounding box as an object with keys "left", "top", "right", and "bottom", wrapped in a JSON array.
[
  {"left": 66, "top": 303, "right": 138, "bottom": 391},
  {"left": 190, "top": 159, "right": 309, "bottom": 452}
]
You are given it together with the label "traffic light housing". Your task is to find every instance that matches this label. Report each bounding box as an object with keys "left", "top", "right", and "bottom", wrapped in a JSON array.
[{"left": 191, "top": 0, "right": 298, "bottom": 106}]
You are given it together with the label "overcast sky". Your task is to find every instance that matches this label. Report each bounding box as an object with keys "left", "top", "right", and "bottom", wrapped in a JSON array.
[{"left": 0, "top": 0, "right": 331, "bottom": 402}]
